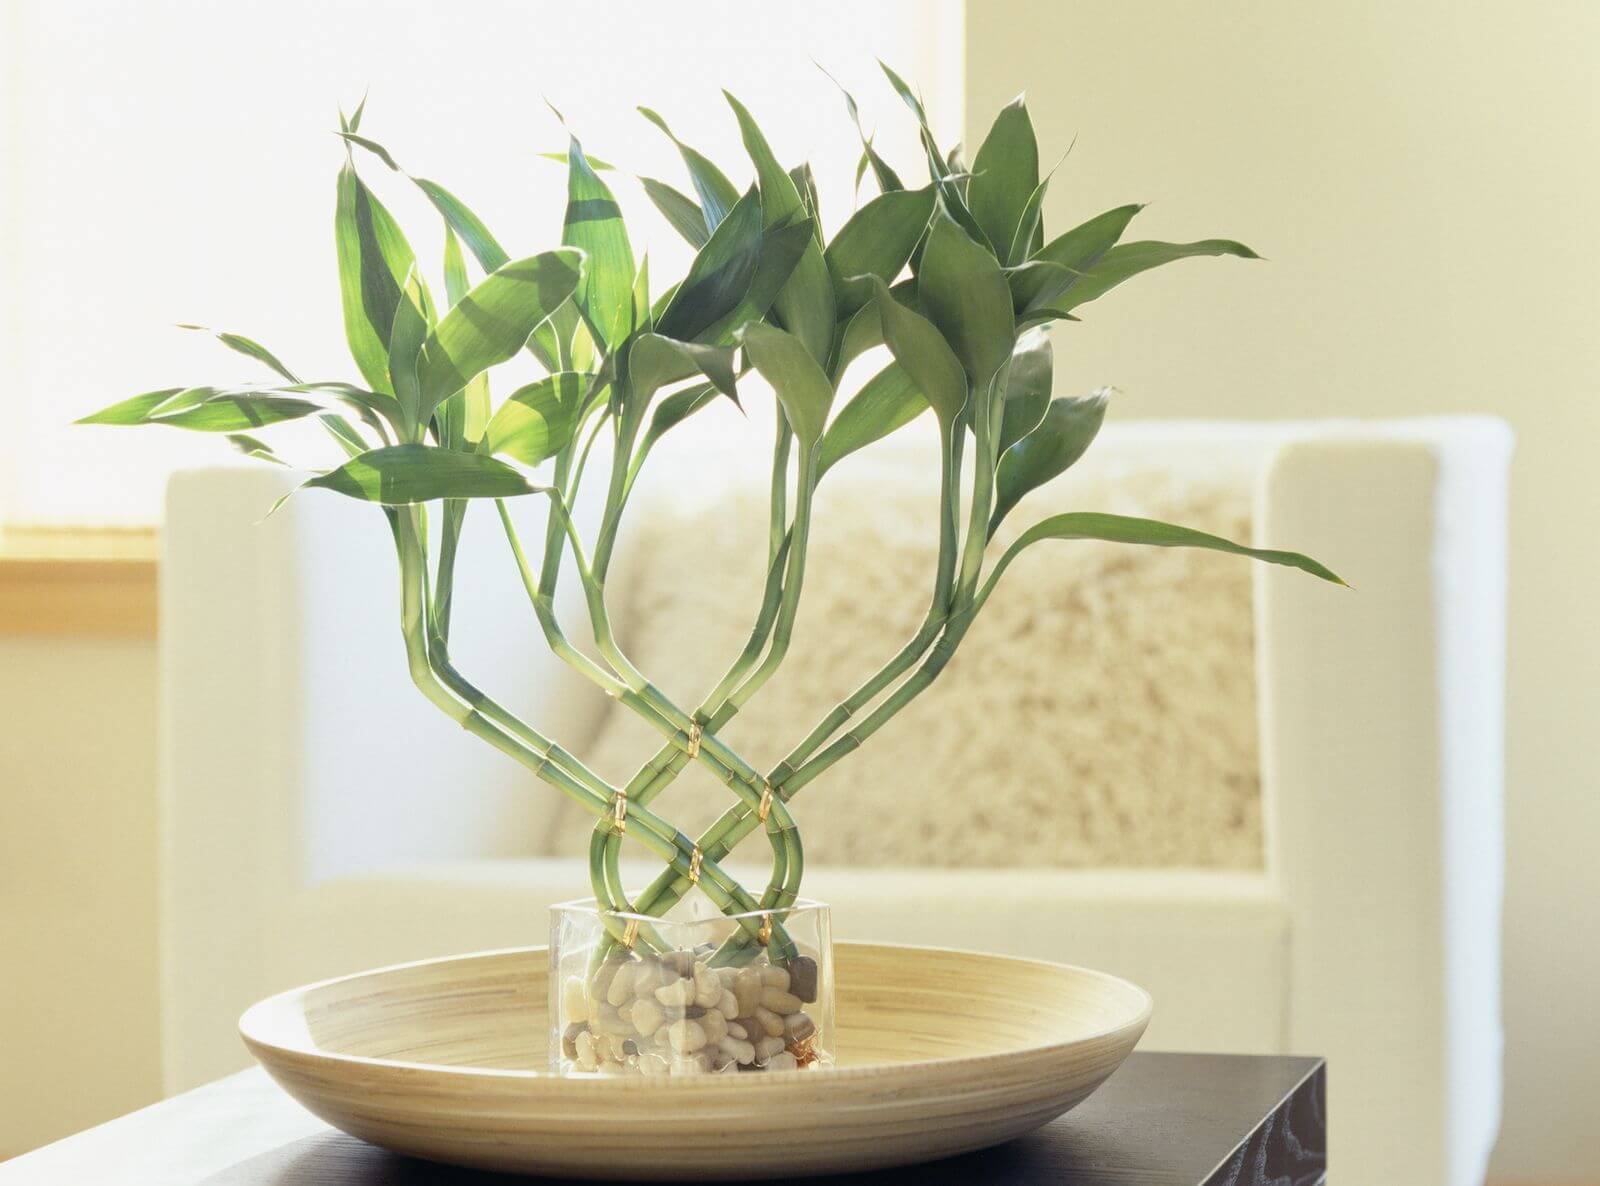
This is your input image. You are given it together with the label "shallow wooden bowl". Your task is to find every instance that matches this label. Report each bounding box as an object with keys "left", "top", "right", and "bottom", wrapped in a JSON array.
[{"left": 240, "top": 942, "right": 1151, "bottom": 1180}]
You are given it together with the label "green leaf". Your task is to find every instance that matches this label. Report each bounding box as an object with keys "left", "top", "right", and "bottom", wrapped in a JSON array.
[
  {"left": 641, "top": 177, "right": 711, "bottom": 248},
  {"left": 301, "top": 443, "right": 547, "bottom": 504},
  {"left": 1009, "top": 204, "right": 1143, "bottom": 309},
  {"left": 818, "top": 363, "right": 924, "bottom": 476},
  {"left": 413, "top": 177, "right": 510, "bottom": 272},
  {"left": 416, "top": 250, "right": 584, "bottom": 423},
  {"left": 485, "top": 372, "right": 588, "bottom": 466},
  {"left": 176, "top": 325, "right": 300, "bottom": 383},
  {"left": 226, "top": 433, "right": 288, "bottom": 465},
  {"left": 388, "top": 264, "right": 430, "bottom": 435},
  {"left": 628, "top": 334, "right": 739, "bottom": 406},
  {"left": 1006, "top": 175, "right": 1051, "bottom": 267},
  {"left": 638, "top": 381, "right": 718, "bottom": 455},
  {"left": 918, "top": 210, "right": 1014, "bottom": 387},
  {"left": 335, "top": 162, "right": 424, "bottom": 395},
  {"left": 853, "top": 274, "right": 966, "bottom": 425},
  {"left": 825, "top": 185, "right": 936, "bottom": 315},
  {"left": 156, "top": 391, "right": 325, "bottom": 432},
  {"left": 789, "top": 162, "right": 820, "bottom": 227},
  {"left": 76, "top": 387, "right": 186, "bottom": 426},
  {"left": 990, "top": 390, "right": 1109, "bottom": 531},
  {"left": 879, "top": 61, "right": 994, "bottom": 252},
  {"left": 434, "top": 228, "right": 490, "bottom": 449},
  {"left": 982, "top": 512, "right": 1347, "bottom": 601},
  {"left": 998, "top": 328, "right": 1053, "bottom": 454},
  {"left": 656, "top": 186, "right": 764, "bottom": 342},
  {"left": 968, "top": 95, "right": 1038, "bottom": 263},
  {"left": 739, "top": 322, "right": 834, "bottom": 445},
  {"left": 563, "top": 135, "right": 636, "bottom": 349},
  {"left": 820, "top": 64, "right": 903, "bottom": 193},
  {"left": 696, "top": 217, "right": 813, "bottom": 344},
  {"left": 639, "top": 107, "right": 741, "bottom": 232},
  {"left": 725, "top": 92, "right": 836, "bottom": 362},
  {"left": 1053, "top": 239, "right": 1260, "bottom": 312}
]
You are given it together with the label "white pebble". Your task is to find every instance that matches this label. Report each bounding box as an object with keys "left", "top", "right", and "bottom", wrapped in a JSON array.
[
  {"left": 655, "top": 977, "right": 697, "bottom": 1007},
  {"left": 631, "top": 960, "right": 665, "bottom": 997},
  {"left": 765, "top": 1051, "right": 799, "bottom": 1072},
  {"left": 719, "top": 1036, "right": 756, "bottom": 1065},
  {"left": 598, "top": 1059, "right": 625, "bottom": 1075},
  {"left": 574, "top": 1029, "right": 598, "bottom": 1071},
  {"left": 606, "top": 961, "right": 640, "bottom": 1007},
  {"left": 755, "top": 1034, "right": 787, "bottom": 1061},
  {"left": 561, "top": 977, "right": 589, "bottom": 1024},
  {"left": 725, "top": 1020, "right": 748, "bottom": 1040},
  {"left": 700, "top": 1009, "right": 728, "bottom": 1045},
  {"left": 759, "top": 965, "right": 790, "bottom": 990},
  {"left": 759, "top": 987, "right": 803, "bottom": 1015},
  {"left": 716, "top": 988, "right": 739, "bottom": 1018},
  {"left": 669, "top": 1019, "right": 708, "bottom": 1054},
  {"left": 693, "top": 964, "right": 722, "bottom": 1008},
  {"left": 752, "top": 1005, "right": 785, "bottom": 1037},
  {"left": 639, "top": 1053, "right": 670, "bottom": 1076},
  {"left": 631, "top": 997, "right": 664, "bottom": 1035},
  {"left": 733, "top": 969, "right": 762, "bottom": 1016},
  {"left": 784, "top": 1012, "right": 815, "bottom": 1043},
  {"left": 670, "top": 1053, "right": 709, "bottom": 1076}
]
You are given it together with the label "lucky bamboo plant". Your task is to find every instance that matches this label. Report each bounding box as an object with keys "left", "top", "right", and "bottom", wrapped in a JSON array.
[{"left": 83, "top": 70, "right": 1343, "bottom": 972}]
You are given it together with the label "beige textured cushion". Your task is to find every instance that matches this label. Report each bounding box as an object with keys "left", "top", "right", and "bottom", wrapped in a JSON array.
[{"left": 549, "top": 435, "right": 1263, "bottom": 870}]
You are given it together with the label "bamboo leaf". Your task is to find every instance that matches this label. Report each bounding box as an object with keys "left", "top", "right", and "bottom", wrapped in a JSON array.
[
  {"left": 879, "top": 61, "right": 994, "bottom": 252},
  {"left": 968, "top": 95, "right": 1038, "bottom": 263},
  {"left": 641, "top": 177, "right": 711, "bottom": 248},
  {"left": 998, "top": 328, "right": 1053, "bottom": 454},
  {"left": 335, "top": 162, "right": 424, "bottom": 394},
  {"left": 485, "top": 372, "right": 588, "bottom": 466},
  {"left": 918, "top": 209, "right": 1014, "bottom": 387},
  {"left": 226, "top": 433, "right": 288, "bottom": 465},
  {"left": 1006, "top": 175, "right": 1051, "bottom": 268},
  {"left": 301, "top": 443, "right": 546, "bottom": 504},
  {"left": 696, "top": 216, "right": 814, "bottom": 344},
  {"left": 725, "top": 92, "right": 836, "bottom": 362},
  {"left": 563, "top": 135, "right": 635, "bottom": 349},
  {"left": 983, "top": 512, "right": 1347, "bottom": 601},
  {"left": 820, "top": 64, "right": 904, "bottom": 193},
  {"left": 628, "top": 334, "right": 739, "bottom": 406},
  {"left": 434, "top": 227, "right": 490, "bottom": 449},
  {"left": 1053, "top": 239, "right": 1261, "bottom": 312},
  {"left": 818, "top": 363, "right": 924, "bottom": 476},
  {"left": 416, "top": 249, "right": 584, "bottom": 423},
  {"left": 825, "top": 185, "right": 936, "bottom": 315},
  {"left": 639, "top": 106, "right": 741, "bottom": 232},
  {"left": 76, "top": 387, "right": 186, "bottom": 426},
  {"left": 156, "top": 391, "right": 325, "bottom": 432},
  {"left": 656, "top": 186, "right": 764, "bottom": 342},
  {"left": 639, "top": 381, "right": 718, "bottom": 455},
  {"left": 990, "top": 390, "right": 1110, "bottom": 531},
  {"left": 414, "top": 177, "right": 510, "bottom": 272},
  {"left": 1010, "top": 204, "right": 1143, "bottom": 309},
  {"left": 852, "top": 274, "right": 966, "bottom": 425},
  {"left": 388, "top": 264, "right": 430, "bottom": 436},
  {"left": 176, "top": 325, "right": 300, "bottom": 383},
  {"left": 738, "top": 322, "right": 834, "bottom": 445},
  {"left": 789, "top": 162, "right": 820, "bottom": 227}
]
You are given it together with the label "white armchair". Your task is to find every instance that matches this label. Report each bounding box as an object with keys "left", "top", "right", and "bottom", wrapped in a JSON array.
[{"left": 160, "top": 416, "right": 1509, "bottom": 1186}]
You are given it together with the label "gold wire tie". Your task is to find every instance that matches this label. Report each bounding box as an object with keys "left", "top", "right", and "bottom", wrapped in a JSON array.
[
  {"left": 611, "top": 792, "right": 628, "bottom": 835},
  {"left": 685, "top": 720, "right": 702, "bottom": 759},
  {"left": 756, "top": 913, "right": 773, "bottom": 946},
  {"left": 621, "top": 918, "right": 639, "bottom": 948},
  {"left": 757, "top": 780, "right": 775, "bottom": 823},
  {"left": 688, "top": 846, "right": 703, "bottom": 885}
]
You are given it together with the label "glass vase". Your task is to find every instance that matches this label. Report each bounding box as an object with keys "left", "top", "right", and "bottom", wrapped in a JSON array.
[{"left": 549, "top": 897, "right": 833, "bottom": 1076}]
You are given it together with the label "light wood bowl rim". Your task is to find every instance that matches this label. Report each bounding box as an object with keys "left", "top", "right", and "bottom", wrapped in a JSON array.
[{"left": 240, "top": 940, "right": 1153, "bottom": 1086}]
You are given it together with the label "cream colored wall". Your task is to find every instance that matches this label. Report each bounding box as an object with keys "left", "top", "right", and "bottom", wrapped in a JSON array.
[
  {"left": 965, "top": 2, "right": 1598, "bottom": 1181},
  {"left": 0, "top": 639, "right": 162, "bottom": 1157}
]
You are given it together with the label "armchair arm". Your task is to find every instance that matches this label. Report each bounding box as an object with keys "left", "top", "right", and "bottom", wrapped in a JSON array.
[{"left": 1256, "top": 417, "right": 1511, "bottom": 1186}]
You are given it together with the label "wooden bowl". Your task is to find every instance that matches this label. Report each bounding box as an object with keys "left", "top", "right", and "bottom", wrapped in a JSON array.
[{"left": 240, "top": 942, "right": 1150, "bottom": 1180}]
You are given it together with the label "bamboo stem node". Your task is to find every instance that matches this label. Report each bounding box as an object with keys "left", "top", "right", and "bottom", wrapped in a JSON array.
[{"left": 621, "top": 918, "right": 639, "bottom": 948}]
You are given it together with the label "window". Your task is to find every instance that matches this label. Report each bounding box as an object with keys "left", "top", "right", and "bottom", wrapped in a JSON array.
[{"left": 0, "top": 0, "right": 962, "bottom": 524}]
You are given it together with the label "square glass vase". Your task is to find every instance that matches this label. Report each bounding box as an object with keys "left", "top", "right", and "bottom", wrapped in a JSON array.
[{"left": 549, "top": 898, "right": 833, "bottom": 1076}]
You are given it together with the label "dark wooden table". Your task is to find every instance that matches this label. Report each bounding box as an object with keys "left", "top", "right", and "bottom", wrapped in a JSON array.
[{"left": 0, "top": 1053, "right": 1325, "bottom": 1185}]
